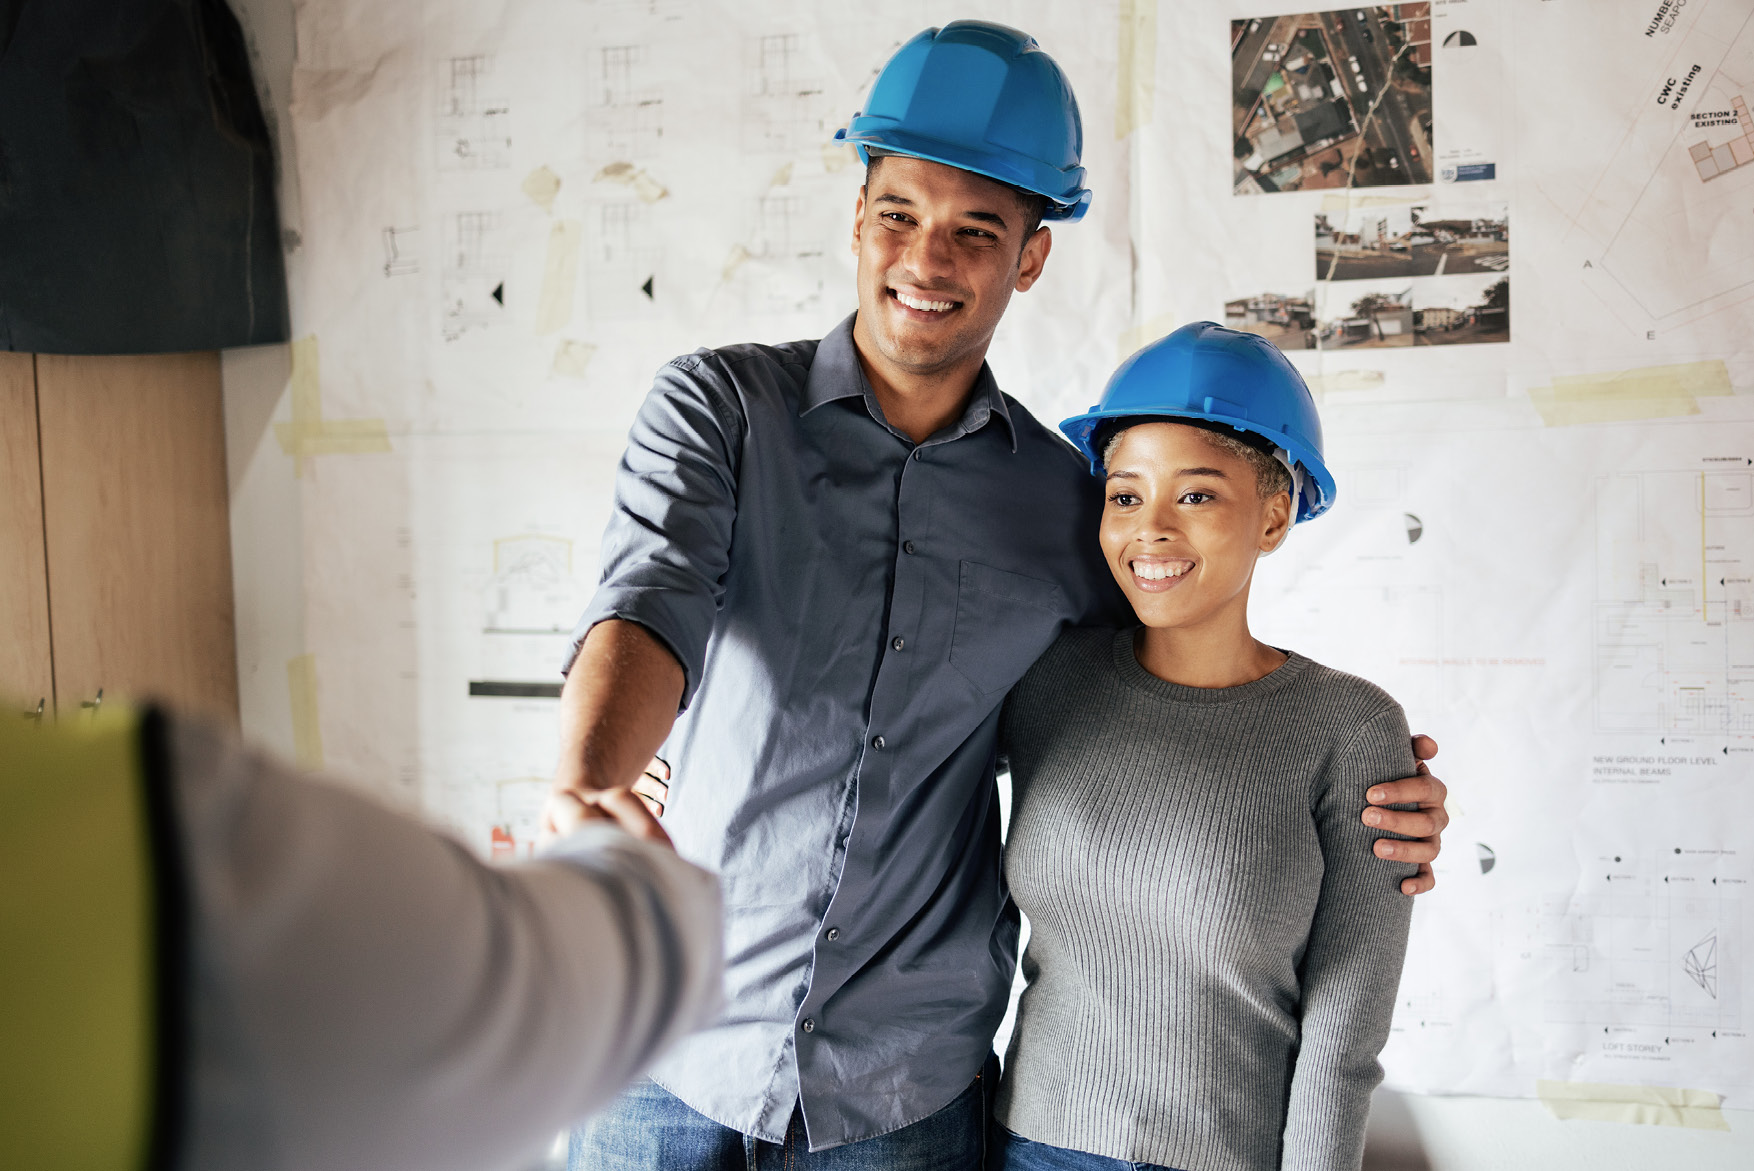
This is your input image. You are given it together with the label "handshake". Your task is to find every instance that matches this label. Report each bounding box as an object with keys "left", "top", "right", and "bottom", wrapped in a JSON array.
[{"left": 541, "top": 756, "right": 672, "bottom": 847}]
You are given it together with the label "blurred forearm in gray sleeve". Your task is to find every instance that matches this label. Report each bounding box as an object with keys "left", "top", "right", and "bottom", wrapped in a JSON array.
[{"left": 168, "top": 716, "right": 722, "bottom": 1171}]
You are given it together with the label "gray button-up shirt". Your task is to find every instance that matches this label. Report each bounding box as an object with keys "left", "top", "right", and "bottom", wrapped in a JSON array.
[{"left": 567, "top": 314, "right": 1126, "bottom": 1149}]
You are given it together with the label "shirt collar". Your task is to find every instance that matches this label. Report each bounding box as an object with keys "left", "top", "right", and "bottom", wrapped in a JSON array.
[{"left": 803, "top": 312, "right": 1018, "bottom": 453}]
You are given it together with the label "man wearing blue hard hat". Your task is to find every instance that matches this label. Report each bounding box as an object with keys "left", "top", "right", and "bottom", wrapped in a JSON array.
[{"left": 550, "top": 22, "right": 1450, "bottom": 1169}]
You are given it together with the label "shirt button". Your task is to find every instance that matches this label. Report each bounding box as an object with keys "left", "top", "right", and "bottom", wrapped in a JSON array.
[
  {"left": 871, "top": 735, "right": 886, "bottom": 750},
  {"left": 826, "top": 927, "right": 841, "bottom": 941},
  {"left": 912, "top": 449, "right": 923, "bottom": 461},
  {"left": 801, "top": 1018, "right": 816, "bottom": 1033},
  {"left": 891, "top": 636, "right": 905, "bottom": 651},
  {"left": 903, "top": 540, "right": 916, "bottom": 555}
]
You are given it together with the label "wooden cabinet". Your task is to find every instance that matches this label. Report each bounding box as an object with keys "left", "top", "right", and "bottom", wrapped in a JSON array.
[{"left": 1, "top": 352, "right": 238, "bottom": 725}]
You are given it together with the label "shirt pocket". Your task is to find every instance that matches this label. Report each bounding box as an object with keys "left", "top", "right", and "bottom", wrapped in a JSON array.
[{"left": 948, "top": 561, "right": 1065, "bottom": 695}]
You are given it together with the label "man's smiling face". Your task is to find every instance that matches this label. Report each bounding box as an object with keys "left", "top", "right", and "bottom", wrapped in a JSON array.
[{"left": 851, "top": 155, "right": 1050, "bottom": 385}]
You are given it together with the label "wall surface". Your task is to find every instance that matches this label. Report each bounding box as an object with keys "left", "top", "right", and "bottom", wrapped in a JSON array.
[
  {"left": 225, "top": 0, "right": 305, "bottom": 766},
  {"left": 220, "top": 0, "right": 1754, "bottom": 1166}
]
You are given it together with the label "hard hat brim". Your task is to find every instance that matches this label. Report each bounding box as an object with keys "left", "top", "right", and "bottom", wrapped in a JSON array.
[
  {"left": 835, "top": 128, "right": 1090, "bottom": 222},
  {"left": 1059, "top": 406, "right": 1338, "bottom": 522}
]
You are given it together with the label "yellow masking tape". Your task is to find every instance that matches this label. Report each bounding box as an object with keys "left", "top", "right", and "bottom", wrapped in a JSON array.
[
  {"left": 1117, "top": 312, "right": 1180, "bottom": 361},
  {"left": 1116, "top": 0, "right": 1157, "bottom": 140},
  {"left": 521, "top": 165, "right": 561, "bottom": 212},
  {"left": 1306, "top": 370, "right": 1385, "bottom": 395},
  {"left": 535, "top": 219, "right": 582, "bottom": 335},
  {"left": 1536, "top": 1080, "right": 1729, "bottom": 1130},
  {"left": 551, "top": 339, "right": 597, "bottom": 379},
  {"left": 821, "top": 142, "right": 858, "bottom": 173},
  {"left": 272, "top": 336, "right": 391, "bottom": 477},
  {"left": 722, "top": 244, "right": 752, "bottom": 282},
  {"left": 1320, "top": 192, "right": 1429, "bottom": 211},
  {"left": 1528, "top": 360, "right": 1732, "bottom": 427},
  {"left": 594, "top": 162, "right": 667, "bottom": 202},
  {"left": 287, "top": 654, "right": 324, "bottom": 772}
]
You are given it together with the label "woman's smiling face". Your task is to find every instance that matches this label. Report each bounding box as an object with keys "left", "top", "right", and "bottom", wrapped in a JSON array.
[{"left": 1098, "top": 421, "right": 1292, "bottom": 632}]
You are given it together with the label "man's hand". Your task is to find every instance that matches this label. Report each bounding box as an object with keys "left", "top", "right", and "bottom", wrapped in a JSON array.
[
  {"left": 1363, "top": 734, "right": 1448, "bottom": 896},
  {"left": 631, "top": 757, "right": 670, "bottom": 817},
  {"left": 543, "top": 785, "right": 674, "bottom": 849},
  {"left": 543, "top": 618, "right": 686, "bottom": 845}
]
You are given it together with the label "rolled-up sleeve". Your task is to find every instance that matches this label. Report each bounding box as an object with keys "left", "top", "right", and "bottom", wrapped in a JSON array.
[{"left": 563, "top": 354, "right": 745, "bottom": 708}]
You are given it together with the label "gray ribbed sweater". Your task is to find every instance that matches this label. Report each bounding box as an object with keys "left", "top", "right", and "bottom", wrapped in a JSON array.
[{"left": 995, "top": 627, "right": 1417, "bottom": 1171}]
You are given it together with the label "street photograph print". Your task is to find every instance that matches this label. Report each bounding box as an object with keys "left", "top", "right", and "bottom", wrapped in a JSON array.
[
  {"left": 1316, "top": 203, "right": 1508, "bottom": 281},
  {"left": 1233, "top": 4, "right": 1433, "bottom": 195},
  {"left": 1225, "top": 291, "right": 1318, "bottom": 350},
  {"left": 1314, "top": 279, "right": 1416, "bottom": 348},
  {"left": 1411, "top": 273, "right": 1508, "bottom": 346}
]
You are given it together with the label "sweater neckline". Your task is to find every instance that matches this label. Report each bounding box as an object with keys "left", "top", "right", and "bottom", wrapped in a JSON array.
[{"left": 1109, "top": 627, "right": 1310, "bottom": 704}]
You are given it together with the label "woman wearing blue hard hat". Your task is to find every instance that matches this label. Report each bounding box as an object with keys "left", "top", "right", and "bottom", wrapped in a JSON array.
[{"left": 991, "top": 323, "right": 1417, "bottom": 1171}]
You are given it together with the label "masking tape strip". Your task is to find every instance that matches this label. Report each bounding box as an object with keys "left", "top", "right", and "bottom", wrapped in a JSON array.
[
  {"left": 1528, "top": 359, "right": 1732, "bottom": 427},
  {"left": 522, "top": 165, "right": 561, "bottom": 211},
  {"left": 552, "top": 339, "right": 597, "bottom": 379},
  {"left": 535, "top": 220, "right": 582, "bottom": 335},
  {"left": 1320, "top": 192, "right": 1430, "bottom": 211},
  {"left": 1536, "top": 1080, "right": 1729, "bottom": 1130},
  {"left": 722, "top": 244, "right": 752, "bottom": 282},
  {"left": 593, "top": 162, "right": 667, "bottom": 202},
  {"left": 1116, "top": 0, "right": 1158, "bottom": 140},
  {"left": 1117, "top": 312, "right": 1180, "bottom": 361},
  {"left": 287, "top": 654, "right": 324, "bottom": 772},
  {"left": 1307, "top": 370, "right": 1385, "bottom": 395},
  {"left": 272, "top": 336, "right": 391, "bottom": 476},
  {"left": 821, "top": 142, "right": 858, "bottom": 173}
]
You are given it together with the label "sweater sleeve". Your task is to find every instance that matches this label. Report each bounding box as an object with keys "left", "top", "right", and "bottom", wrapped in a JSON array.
[{"left": 1280, "top": 703, "right": 1418, "bottom": 1171}]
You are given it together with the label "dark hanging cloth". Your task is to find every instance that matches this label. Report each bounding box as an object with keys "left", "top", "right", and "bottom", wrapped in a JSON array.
[{"left": 0, "top": 0, "right": 290, "bottom": 354}]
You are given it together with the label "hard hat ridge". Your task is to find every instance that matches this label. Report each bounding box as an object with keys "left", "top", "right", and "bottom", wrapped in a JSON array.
[
  {"left": 1060, "top": 322, "right": 1338, "bottom": 522},
  {"left": 834, "top": 21, "right": 1092, "bottom": 221}
]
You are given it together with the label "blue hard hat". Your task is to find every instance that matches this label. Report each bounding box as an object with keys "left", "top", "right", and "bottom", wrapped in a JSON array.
[
  {"left": 834, "top": 21, "right": 1091, "bottom": 222},
  {"left": 1060, "top": 322, "right": 1338, "bottom": 522}
]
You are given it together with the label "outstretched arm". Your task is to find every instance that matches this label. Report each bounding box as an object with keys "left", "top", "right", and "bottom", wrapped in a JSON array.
[
  {"left": 1362, "top": 733, "right": 1449, "bottom": 895},
  {"left": 542, "top": 619, "right": 685, "bottom": 836},
  {"left": 544, "top": 353, "right": 744, "bottom": 832},
  {"left": 170, "top": 716, "right": 722, "bottom": 1171}
]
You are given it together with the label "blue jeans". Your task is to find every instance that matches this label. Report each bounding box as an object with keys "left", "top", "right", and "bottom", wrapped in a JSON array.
[
  {"left": 993, "top": 1126, "right": 1186, "bottom": 1171},
  {"left": 569, "top": 1054, "right": 998, "bottom": 1170}
]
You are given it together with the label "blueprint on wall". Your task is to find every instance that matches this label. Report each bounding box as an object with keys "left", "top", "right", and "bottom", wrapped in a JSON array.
[{"left": 277, "top": 0, "right": 1754, "bottom": 1103}]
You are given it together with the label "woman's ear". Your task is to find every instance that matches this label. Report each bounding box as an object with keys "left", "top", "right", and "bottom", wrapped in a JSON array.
[{"left": 1259, "top": 490, "right": 1294, "bottom": 555}]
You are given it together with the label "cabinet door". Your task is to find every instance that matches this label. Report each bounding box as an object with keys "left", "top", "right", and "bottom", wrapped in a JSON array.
[
  {"left": 36, "top": 353, "right": 239, "bottom": 724},
  {"left": 0, "top": 352, "right": 54, "bottom": 716}
]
